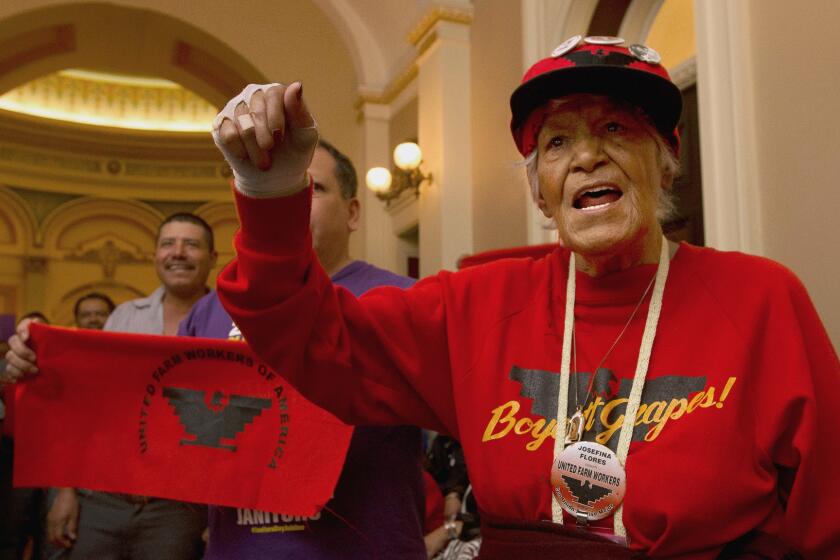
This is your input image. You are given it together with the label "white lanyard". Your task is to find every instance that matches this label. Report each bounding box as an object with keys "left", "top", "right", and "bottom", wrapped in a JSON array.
[{"left": 550, "top": 237, "right": 671, "bottom": 537}]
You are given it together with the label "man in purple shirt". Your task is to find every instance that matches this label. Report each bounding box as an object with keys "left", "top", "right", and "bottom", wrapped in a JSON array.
[{"left": 180, "top": 139, "right": 425, "bottom": 559}]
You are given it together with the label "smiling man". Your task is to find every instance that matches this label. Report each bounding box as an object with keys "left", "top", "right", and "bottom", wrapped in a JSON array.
[
  {"left": 104, "top": 213, "right": 219, "bottom": 336},
  {"left": 43, "top": 213, "right": 214, "bottom": 559}
]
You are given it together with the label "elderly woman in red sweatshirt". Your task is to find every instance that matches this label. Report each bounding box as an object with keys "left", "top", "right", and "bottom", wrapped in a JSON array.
[{"left": 210, "top": 36, "right": 838, "bottom": 558}]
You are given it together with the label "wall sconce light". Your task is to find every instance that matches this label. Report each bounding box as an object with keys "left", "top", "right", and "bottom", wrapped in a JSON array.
[{"left": 365, "top": 142, "right": 432, "bottom": 205}]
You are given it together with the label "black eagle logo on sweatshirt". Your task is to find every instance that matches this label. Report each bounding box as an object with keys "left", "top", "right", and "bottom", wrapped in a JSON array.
[
  {"left": 162, "top": 387, "right": 272, "bottom": 451},
  {"left": 508, "top": 366, "right": 707, "bottom": 451}
]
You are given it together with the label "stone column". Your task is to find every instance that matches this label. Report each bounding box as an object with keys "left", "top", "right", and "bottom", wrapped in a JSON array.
[
  {"left": 694, "top": 0, "right": 762, "bottom": 253},
  {"left": 415, "top": 19, "right": 474, "bottom": 275},
  {"left": 360, "top": 102, "right": 399, "bottom": 272}
]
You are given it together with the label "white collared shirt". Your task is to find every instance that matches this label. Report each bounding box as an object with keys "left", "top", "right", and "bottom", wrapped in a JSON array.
[{"left": 103, "top": 285, "right": 166, "bottom": 335}]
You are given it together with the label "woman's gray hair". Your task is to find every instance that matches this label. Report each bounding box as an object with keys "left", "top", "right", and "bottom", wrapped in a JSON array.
[{"left": 522, "top": 106, "right": 680, "bottom": 226}]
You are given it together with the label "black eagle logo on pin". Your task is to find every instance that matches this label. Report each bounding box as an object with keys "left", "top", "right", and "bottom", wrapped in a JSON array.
[
  {"left": 560, "top": 475, "right": 612, "bottom": 506},
  {"left": 163, "top": 387, "right": 271, "bottom": 451}
]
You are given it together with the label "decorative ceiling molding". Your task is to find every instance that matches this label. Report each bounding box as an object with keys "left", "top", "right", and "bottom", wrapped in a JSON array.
[
  {"left": 0, "top": 69, "right": 218, "bottom": 132},
  {"left": 0, "top": 109, "right": 219, "bottom": 161},
  {"left": 0, "top": 109, "right": 227, "bottom": 202},
  {"left": 0, "top": 141, "right": 227, "bottom": 199},
  {"left": 0, "top": 24, "right": 75, "bottom": 77},
  {"left": 416, "top": 30, "right": 439, "bottom": 58},
  {"left": 354, "top": 63, "right": 419, "bottom": 115},
  {"left": 0, "top": 144, "right": 100, "bottom": 175},
  {"left": 0, "top": 150, "right": 227, "bottom": 202},
  {"left": 407, "top": 6, "right": 474, "bottom": 46}
]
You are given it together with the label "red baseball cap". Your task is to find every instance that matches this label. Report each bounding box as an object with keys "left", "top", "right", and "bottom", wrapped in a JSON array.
[{"left": 510, "top": 36, "right": 682, "bottom": 156}]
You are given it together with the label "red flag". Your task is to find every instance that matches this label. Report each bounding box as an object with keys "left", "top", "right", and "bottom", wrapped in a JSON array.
[{"left": 13, "top": 323, "right": 352, "bottom": 516}]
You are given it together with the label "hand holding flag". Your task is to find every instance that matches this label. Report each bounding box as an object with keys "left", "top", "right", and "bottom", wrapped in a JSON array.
[{"left": 13, "top": 323, "right": 352, "bottom": 515}]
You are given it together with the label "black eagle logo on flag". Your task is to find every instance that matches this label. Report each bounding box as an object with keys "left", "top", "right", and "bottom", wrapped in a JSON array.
[
  {"left": 162, "top": 387, "right": 272, "bottom": 451},
  {"left": 560, "top": 475, "right": 612, "bottom": 506}
]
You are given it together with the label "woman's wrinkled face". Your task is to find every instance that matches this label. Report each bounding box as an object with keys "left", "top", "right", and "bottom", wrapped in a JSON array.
[{"left": 536, "top": 95, "right": 665, "bottom": 259}]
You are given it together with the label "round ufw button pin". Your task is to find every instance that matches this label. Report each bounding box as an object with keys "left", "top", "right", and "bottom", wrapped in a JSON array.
[{"left": 551, "top": 441, "right": 626, "bottom": 522}]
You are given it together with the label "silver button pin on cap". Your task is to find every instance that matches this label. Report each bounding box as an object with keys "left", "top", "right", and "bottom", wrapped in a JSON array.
[
  {"left": 629, "top": 44, "right": 662, "bottom": 64},
  {"left": 551, "top": 35, "right": 583, "bottom": 58}
]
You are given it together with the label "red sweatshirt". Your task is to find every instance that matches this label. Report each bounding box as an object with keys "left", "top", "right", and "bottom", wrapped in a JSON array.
[{"left": 217, "top": 187, "right": 840, "bottom": 558}]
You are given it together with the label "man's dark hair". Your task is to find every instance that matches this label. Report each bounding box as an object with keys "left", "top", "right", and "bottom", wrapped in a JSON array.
[
  {"left": 20, "top": 311, "right": 48, "bottom": 325},
  {"left": 156, "top": 213, "right": 215, "bottom": 253},
  {"left": 73, "top": 292, "right": 116, "bottom": 319},
  {"left": 318, "top": 139, "right": 358, "bottom": 200}
]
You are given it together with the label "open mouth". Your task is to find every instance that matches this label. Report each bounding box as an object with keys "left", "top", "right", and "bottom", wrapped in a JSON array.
[{"left": 573, "top": 186, "right": 623, "bottom": 211}]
